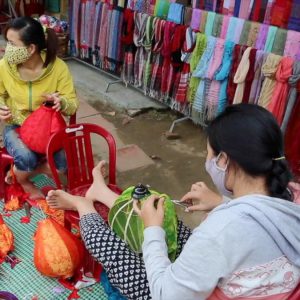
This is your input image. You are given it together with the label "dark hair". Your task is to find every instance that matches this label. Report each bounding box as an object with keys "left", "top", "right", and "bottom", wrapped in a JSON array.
[
  {"left": 207, "top": 103, "right": 293, "bottom": 201},
  {"left": 4, "top": 16, "right": 58, "bottom": 67}
]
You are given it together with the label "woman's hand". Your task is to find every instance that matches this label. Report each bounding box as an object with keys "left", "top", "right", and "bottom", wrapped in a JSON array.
[
  {"left": 133, "top": 195, "right": 165, "bottom": 228},
  {"left": 43, "top": 92, "right": 61, "bottom": 111},
  {"left": 180, "top": 182, "right": 223, "bottom": 212},
  {"left": 0, "top": 106, "right": 12, "bottom": 121}
]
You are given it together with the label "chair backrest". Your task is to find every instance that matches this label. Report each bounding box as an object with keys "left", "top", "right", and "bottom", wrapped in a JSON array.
[{"left": 47, "top": 123, "right": 117, "bottom": 192}]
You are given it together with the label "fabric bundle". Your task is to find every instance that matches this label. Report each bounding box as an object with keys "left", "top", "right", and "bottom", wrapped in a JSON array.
[
  {"left": 288, "top": 0, "right": 300, "bottom": 31},
  {"left": 107, "top": 8, "right": 124, "bottom": 72},
  {"left": 271, "top": 28, "right": 287, "bottom": 56},
  {"left": 205, "top": 38, "right": 225, "bottom": 120},
  {"left": 233, "top": 47, "right": 252, "bottom": 104},
  {"left": 268, "top": 57, "right": 294, "bottom": 125},
  {"left": 121, "top": 9, "right": 136, "bottom": 85},
  {"left": 258, "top": 53, "right": 282, "bottom": 108},
  {"left": 149, "top": 19, "right": 166, "bottom": 99},
  {"left": 214, "top": 40, "right": 235, "bottom": 114},
  {"left": 173, "top": 27, "right": 196, "bottom": 106},
  {"left": 242, "top": 48, "right": 257, "bottom": 103},
  {"left": 167, "top": 3, "right": 184, "bottom": 24},
  {"left": 154, "top": 0, "right": 170, "bottom": 19},
  {"left": 187, "top": 33, "right": 207, "bottom": 103},
  {"left": 192, "top": 36, "right": 217, "bottom": 125},
  {"left": 143, "top": 16, "right": 158, "bottom": 95},
  {"left": 133, "top": 12, "right": 148, "bottom": 87},
  {"left": 281, "top": 61, "right": 300, "bottom": 133},
  {"left": 190, "top": 8, "right": 201, "bottom": 30},
  {"left": 92, "top": 2, "right": 103, "bottom": 67}
]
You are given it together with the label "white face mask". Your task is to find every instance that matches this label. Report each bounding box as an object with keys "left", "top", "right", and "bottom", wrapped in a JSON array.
[
  {"left": 205, "top": 153, "right": 233, "bottom": 197},
  {"left": 4, "top": 42, "right": 31, "bottom": 65}
]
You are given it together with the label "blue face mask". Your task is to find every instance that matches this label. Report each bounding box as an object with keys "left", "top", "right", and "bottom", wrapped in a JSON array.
[{"left": 205, "top": 153, "right": 233, "bottom": 198}]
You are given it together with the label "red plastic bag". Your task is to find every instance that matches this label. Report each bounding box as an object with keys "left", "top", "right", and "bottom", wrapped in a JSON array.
[{"left": 19, "top": 104, "right": 66, "bottom": 154}]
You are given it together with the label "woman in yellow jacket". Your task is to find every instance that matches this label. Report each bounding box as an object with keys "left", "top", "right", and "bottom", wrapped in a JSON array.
[{"left": 0, "top": 16, "right": 79, "bottom": 198}]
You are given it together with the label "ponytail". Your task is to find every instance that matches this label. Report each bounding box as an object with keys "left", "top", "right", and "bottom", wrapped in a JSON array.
[
  {"left": 267, "top": 159, "right": 293, "bottom": 201},
  {"left": 45, "top": 28, "right": 58, "bottom": 67}
]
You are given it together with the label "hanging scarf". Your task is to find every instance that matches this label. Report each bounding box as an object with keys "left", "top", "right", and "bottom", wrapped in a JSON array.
[
  {"left": 222, "top": 0, "right": 235, "bottom": 15},
  {"left": 205, "top": 38, "right": 225, "bottom": 120},
  {"left": 92, "top": 2, "right": 103, "bottom": 66},
  {"left": 133, "top": 12, "right": 148, "bottom": 87},
  {"left": 220, "top": 15, "right": 230, "bottom": 39},
  {"left": 284, "top": 30, "right": 300, "bottom": 61},
  {"left": 187, "top": 33, "right": 207, "bottom": 103},
  {"left": 249, "top": 0, "right": 268, "bottom": 22},
  {"left": 281, "top": 61, "right": 300, "bottom": 133},
  {"left": 192, "top": 0, "right": 205, "bottom": 8},
  {"left": 233, "top": 47, "right": 252, "bottom": 104},
  {"left": 233, "top": 18, "right": 244, "bottom": 44},
  {"left": 70, "top": 0, "right": 81, "bottom": 56},
  {"left": 216, "top": 0, "right": 224, "bottom": 13},
  {"left": 79, "top": 0, "right": 88, "bottom": 59},
  {"left": 121, "top": 9, "right": 136, "bottom": 85},
  {"left": 285, "top": 95, "right": 300, "bottom": 176},
  {"left": 249, "top": 50, "right": 265, "bottom": 104},
  {"left": 255, "top": 23, "right": 269, "bottom": 50},
  {"left": 227, "top": 45, "right": 247, "bottom": 104},
  {"left": 288, "top": 0, "right": 300, "bottom": 31},
  {"left": 154, "top": 0, "right": 170, "bottom": 19},
  {"left": 238, "top": 0, "right": 251, "bottom": 18},
  {"left": 167, "top": 3, "right": 184, "bottom": 24},
  {"left": 199, "top": 10, "right": 208, "bottom": 33},
  {"left": 226, "top": 16, "right": 237, "bottom": 42},
  {"left": 161, "top": 21, "right": 177, "bottom": 101},
  {"left": 264, "top": 0, "right": 275, "bottom": 24},
  {"left": 205, "top": 11, "right": 216, "bottom": 36},
  {"left": 214, "top": 40, "right": 235, "bottom": 114},
  {"left": 192, "top": 36, "right": 217, "bottom": 125},
  {"left": 150, "top": 19, "right": 166, "bottom": 99},
  {"left": 268, "top": 57, "right": 294, "bottom": 125},
  {"left": 107, "top": 8, "right": 124, "bottom": 72},
  {"left": 212, "top": 14, "right": 223, "bottom": 38},
  {"left": 143, "top": 17, "right": 158, "bottom": 95},
  {"left": 270, "top": 0, "right": 293, "bottom": 28},
  {"left": 242, "top": 48, "right": 257, "bottom": 103},
  {"left": 271, "top": 28, "right": 287, "bottom": 56},
  {"left": 87, "top": 0, "right": 96, "bottom": 61},
  {"left": 257, "top": 53, "right": 282, "bottom": 108},
  {"left": 184, "top": 7, "right": 193, "bottom": 26},
  {"left": 233, "top": 0, "right": 241, "bottom": 17},
  {"left": 264, "top": 25, "right": 277, "bottom": 53},
  {"left": 205, "top": 0, "right": 214, "bottom": 10},
  {"left": 191, "top": 8, "right": 201, "bottom": 30},
  {"left": 99, "top": 3, "right": 111, "bottom": 69},
  {"left": 238, "top": 20, "right": 251, "bottom": 46},
  {"left": 173, "top": 27, "right": 196, "bottom": 105},
  {"left": 247, "top": 22, "right": 260, "bottom": 47}
]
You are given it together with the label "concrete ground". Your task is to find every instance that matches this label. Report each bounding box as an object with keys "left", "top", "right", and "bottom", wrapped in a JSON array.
[{"left": 0, "top": 51, "right": 212, "bottom": 228}]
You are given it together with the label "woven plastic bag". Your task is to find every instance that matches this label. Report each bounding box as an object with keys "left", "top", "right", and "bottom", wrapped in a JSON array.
[
  {"left": 34, "top": 218, "right": 84, "bottom": 278},
  {"left": 108, "top": 185, "right": 178, "bottom": 261},
  {"left": 19, "top": 103, "right": 66, "bottom": 154}
]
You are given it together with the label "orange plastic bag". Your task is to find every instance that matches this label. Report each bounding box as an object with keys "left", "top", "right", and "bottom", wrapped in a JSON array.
[
  {"left": 0, "top": 215, "right": 14, "bottom": 259},
  {"left": 34, "top": 218, "right": 84, "bottom": 278}
]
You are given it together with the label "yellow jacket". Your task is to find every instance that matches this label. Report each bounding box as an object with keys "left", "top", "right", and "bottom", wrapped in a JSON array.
[{"left": 0, "top": 53, "right": 79, "bottom": 125}]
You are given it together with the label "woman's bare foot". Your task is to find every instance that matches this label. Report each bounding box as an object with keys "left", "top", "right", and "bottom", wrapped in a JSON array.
[
  {"left": 22, "top": 181, "right": 44, "bottom": 199},
  {"left": 85, "top": 161, "right": 118, "bottom": 209},
  {"left": 46, "top": 189, "right": 85, "bottom": 210}
]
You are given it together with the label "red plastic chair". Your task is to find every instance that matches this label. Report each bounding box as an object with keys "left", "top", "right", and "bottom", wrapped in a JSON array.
[
  {"left": 288, "top": 281, "right": 300, "bottom": 299},
  {"left": 0, "top": 114, "right": 77, "bottom": 201},
  {"left": 46, "top": 123, "right": 122, "bottom": 278}
]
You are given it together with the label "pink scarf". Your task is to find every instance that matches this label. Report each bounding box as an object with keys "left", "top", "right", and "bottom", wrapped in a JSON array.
[{"left": 268, "top": 56, "right": 294, "bottom": 125}]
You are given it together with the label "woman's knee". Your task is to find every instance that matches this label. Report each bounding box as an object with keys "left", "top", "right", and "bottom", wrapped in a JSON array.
[{"left": 14, "top": 150, "right": 39, "bottom": 172}]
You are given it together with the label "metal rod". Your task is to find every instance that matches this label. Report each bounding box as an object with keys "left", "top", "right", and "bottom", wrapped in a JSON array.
[
  {"left": 169, "top": 116, "right": 190, "bottom": 133},
  {"left": 105, "top": 79, "right": 123, "bottom": 93}
]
